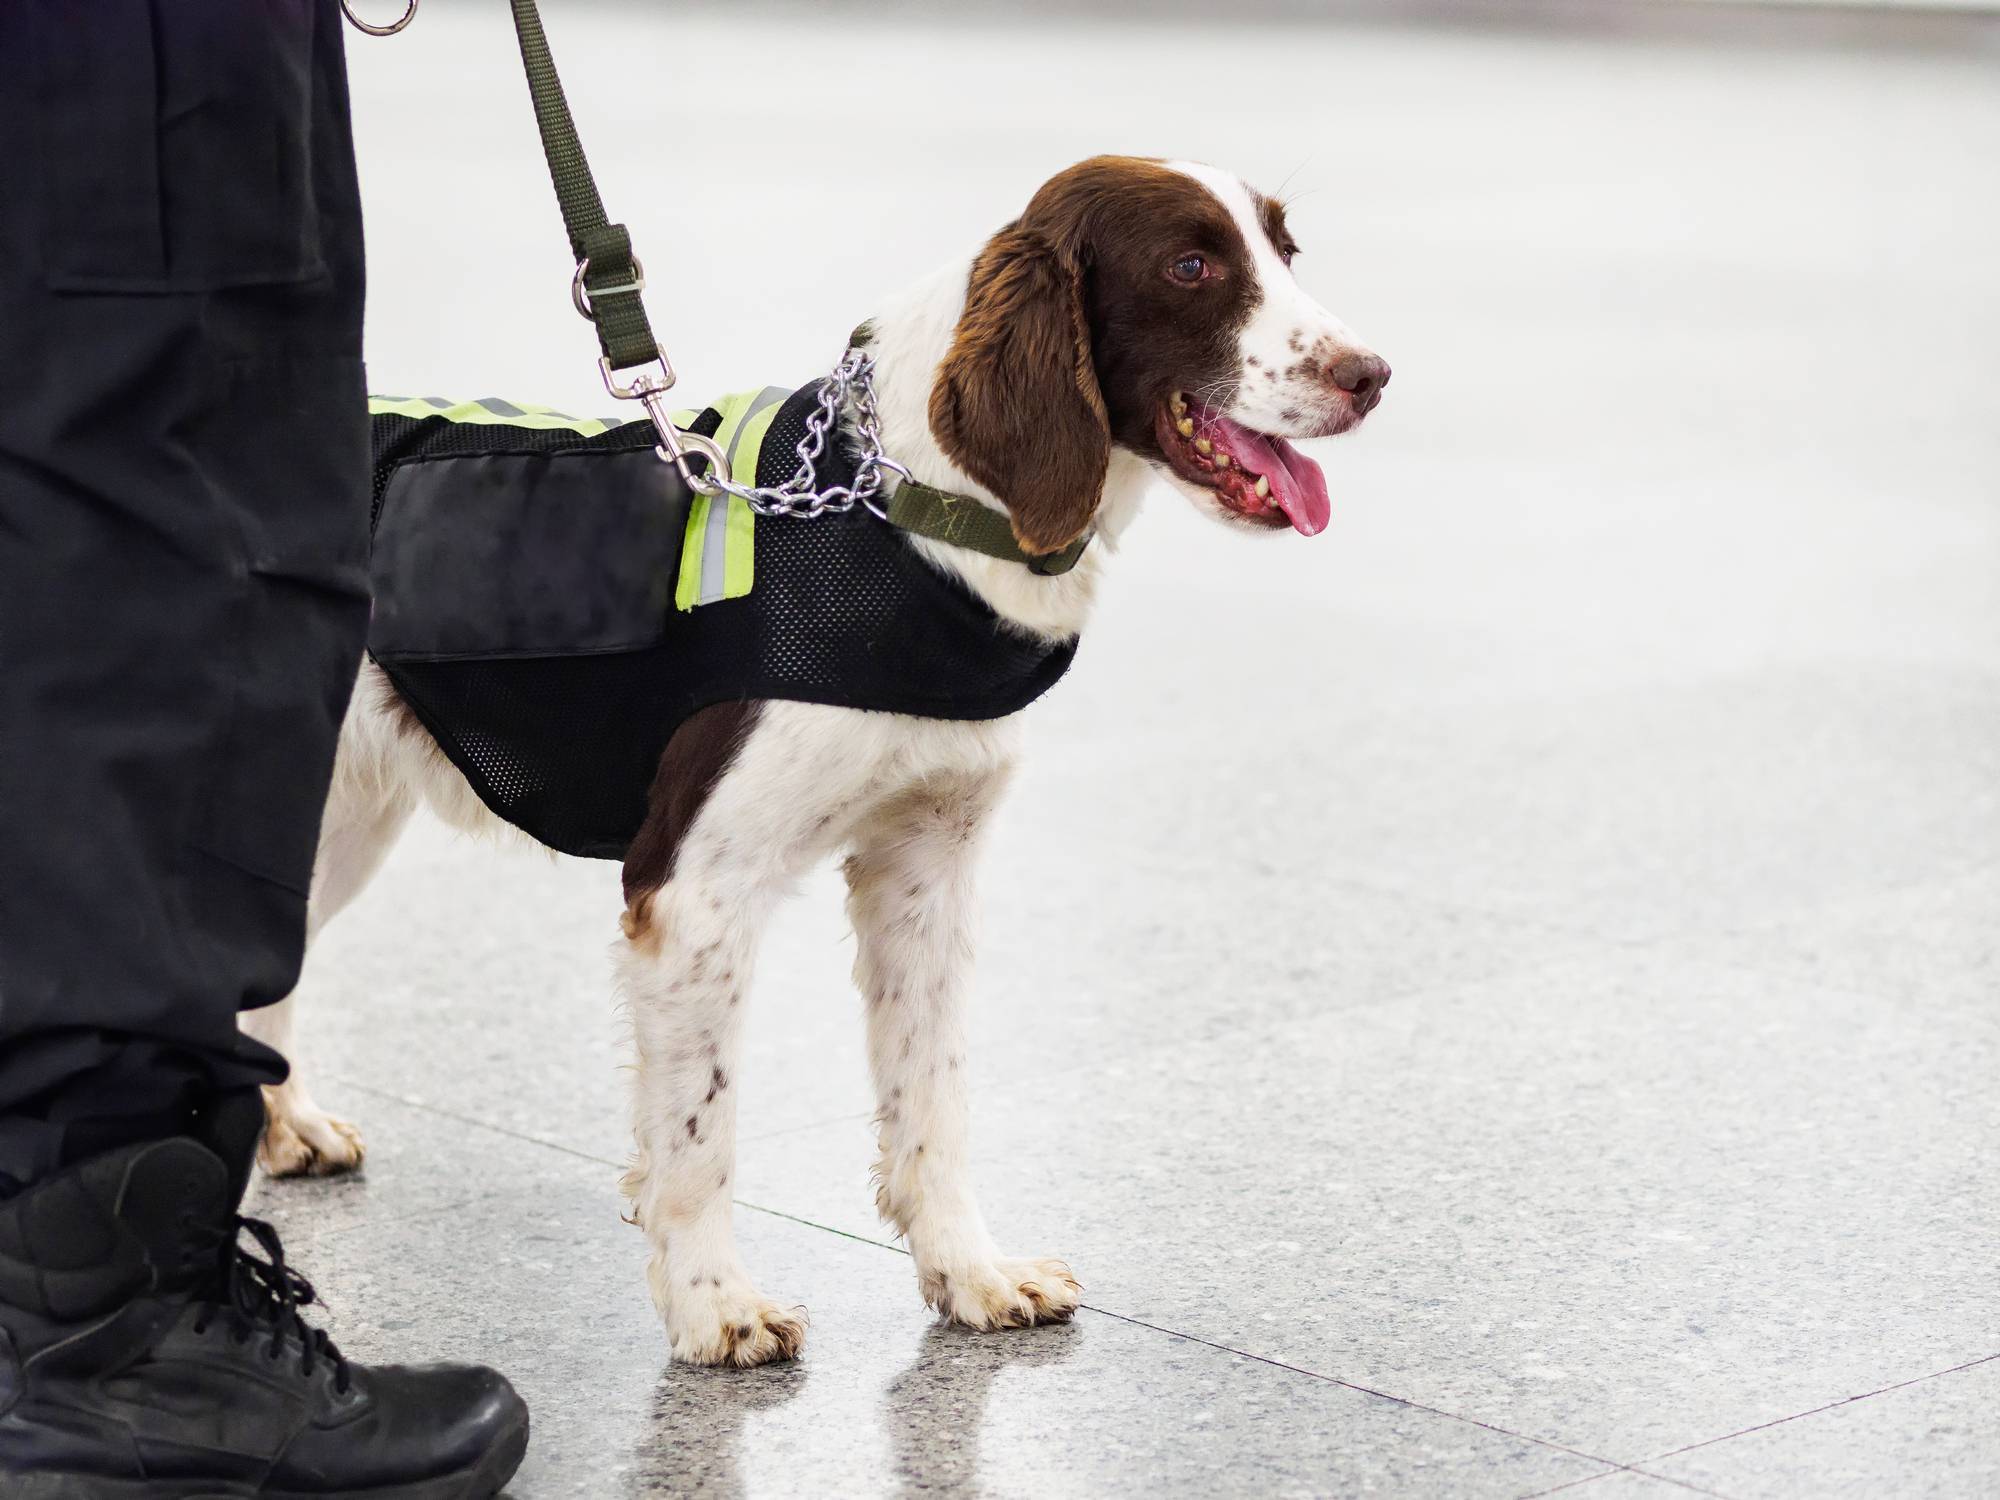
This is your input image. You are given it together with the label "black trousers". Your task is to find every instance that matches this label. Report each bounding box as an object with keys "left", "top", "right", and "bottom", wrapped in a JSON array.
[{"left": 0, "top": 0, "right": 371, "bottom": 1189}]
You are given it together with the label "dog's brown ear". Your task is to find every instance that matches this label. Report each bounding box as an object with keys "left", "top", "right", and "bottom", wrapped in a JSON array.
[{"left": 929, "top": 226, "right": 1109, "bottom": 556}]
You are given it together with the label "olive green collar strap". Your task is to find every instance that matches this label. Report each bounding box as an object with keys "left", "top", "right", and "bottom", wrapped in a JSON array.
[{"left": 884, "top": 481, "right": 1092, "bottom": 577}]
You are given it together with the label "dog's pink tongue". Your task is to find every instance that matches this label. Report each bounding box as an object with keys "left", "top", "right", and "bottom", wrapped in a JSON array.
[{"left": 1210, "top": 417, "right": 1332, "bottom": 536}]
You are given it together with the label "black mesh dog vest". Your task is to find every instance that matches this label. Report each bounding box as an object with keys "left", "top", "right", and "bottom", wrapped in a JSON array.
[{"left": 365, "top": 382, "right": 1078, "bottom": 861}]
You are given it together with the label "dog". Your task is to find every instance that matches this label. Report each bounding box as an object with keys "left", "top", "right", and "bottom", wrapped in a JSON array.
[{"left": 247, "top": 155, "right": 1389, "bottom": 1366}]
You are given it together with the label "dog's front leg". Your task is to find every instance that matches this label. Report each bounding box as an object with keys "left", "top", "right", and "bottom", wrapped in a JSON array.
[
  {"left": 617, "top": 870, "right": 804, "bottom": 1368},
  {"left": 615, "top": 701, "right": 891, "bottom": 1367},
  {"left": 844, "top": 771, "right": 1081, "bottom": 1331}
]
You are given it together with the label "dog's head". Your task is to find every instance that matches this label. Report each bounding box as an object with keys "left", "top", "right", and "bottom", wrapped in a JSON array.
[{"left": 929, "top": 155, "right": 1389, "bottom": 556}]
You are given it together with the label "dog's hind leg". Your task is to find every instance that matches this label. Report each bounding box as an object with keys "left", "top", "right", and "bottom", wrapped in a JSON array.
[
  {"left": 245, "top": 693, "right": 416, "bottom": 1177},
  {"left": 844, "top": 769, "right": 1081, "bottom": 1332}
]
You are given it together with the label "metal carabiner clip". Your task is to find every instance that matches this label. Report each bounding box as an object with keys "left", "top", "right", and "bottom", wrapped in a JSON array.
[
  {"left": 341, "top": 0, "right": 418, "bottom": 37},
  {"left": 599, "top": 356, "right": 728, "bottom": 497}
]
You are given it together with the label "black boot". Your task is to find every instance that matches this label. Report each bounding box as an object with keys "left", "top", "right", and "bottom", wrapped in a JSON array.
[{"left": 0, "top": 1104, "right": 528, "bottom": 1499}]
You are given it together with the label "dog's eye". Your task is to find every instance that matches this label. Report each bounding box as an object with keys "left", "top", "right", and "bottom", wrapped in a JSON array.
[
  {"left": 1280, "top": 244, "right": 1300, "bottom": 267},
  {"left": 1167, "top": 254, "right": 1207, "bottom": 285}
]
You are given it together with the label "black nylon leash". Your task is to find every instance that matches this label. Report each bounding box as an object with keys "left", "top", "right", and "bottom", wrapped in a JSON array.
[{"left": 507, "top": 0, "right": 662, "bottom": 377}]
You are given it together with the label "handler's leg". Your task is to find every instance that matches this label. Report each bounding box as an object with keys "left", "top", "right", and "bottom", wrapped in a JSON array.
[
  {"left": 0, "top": 0, "right": 372, "bottom": 1182},
  {"left": 843, "top": 772, "right": 1081, "bottom": 1329},
  {"left": 0, "top": 4, "right": 526, "bottom": 1492}
]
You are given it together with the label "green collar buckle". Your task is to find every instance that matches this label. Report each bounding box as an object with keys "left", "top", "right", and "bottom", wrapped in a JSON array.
[{"left": 883, "top": 479, "right": 1092, "bottom": 576}]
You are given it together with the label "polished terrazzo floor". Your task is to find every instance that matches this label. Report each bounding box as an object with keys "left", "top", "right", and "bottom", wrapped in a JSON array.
[{"left": 247, "top": 4, "right": 2000, "bottom": 1495}]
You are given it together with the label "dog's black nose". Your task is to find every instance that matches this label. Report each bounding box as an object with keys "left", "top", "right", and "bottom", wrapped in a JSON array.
[{"left": 1330, "top": 353, "right": 1391, "bottom": 414}]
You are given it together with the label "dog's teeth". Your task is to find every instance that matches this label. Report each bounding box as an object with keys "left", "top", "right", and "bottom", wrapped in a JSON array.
[
  {"left": 1194, "top": 437, "right": 1212, "bottom": 455},
  {"left": 1175, "top": 417, "right": 1194, "bottom": 437},
  {"left": 1213, "top": 453, "right": 1230, "bottom": 469},
  {"left": 1171, "top": 392, "right": 1188, "bottom": 414},
  {"left": 1254, "top": 475, "right": 1270, "bottom": 497}
]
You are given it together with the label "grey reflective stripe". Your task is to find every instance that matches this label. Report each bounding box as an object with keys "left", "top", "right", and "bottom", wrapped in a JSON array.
[
  {"left": 697, "top": 385, "right": 789, "bottom": 605},
  {"left": 476, "top": 396, "right": 527, "bottom": 417},
  {"left": 422, "top": 396, "right": 454, "bottom": 409}
]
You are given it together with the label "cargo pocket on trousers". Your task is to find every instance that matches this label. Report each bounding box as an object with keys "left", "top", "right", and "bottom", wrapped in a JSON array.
[
  {"left": 186, "top": 355, "right": 373, "bottom": 898},
  {"left": 35, "top": 0, "right": 324, "bottom": 293}
]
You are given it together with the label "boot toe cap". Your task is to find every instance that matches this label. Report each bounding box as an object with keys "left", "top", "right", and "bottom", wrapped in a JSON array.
[{"left": 277, "top": 1361, "right": 528, "bottom": 1494}]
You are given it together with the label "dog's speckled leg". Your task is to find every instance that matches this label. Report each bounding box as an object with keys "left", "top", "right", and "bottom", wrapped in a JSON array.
[
  {"left": 618, "top": 701, "right": 899, "bottom": 1366},
  {"left": 617, "top": 874, "right": 806, "bottom": 1368},
  {"left": 844, "top": 768, "right": 1081, "bottom": 1332}
]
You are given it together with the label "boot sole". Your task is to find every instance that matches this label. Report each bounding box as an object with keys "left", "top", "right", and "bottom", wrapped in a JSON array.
[{"left": 9, "top": 1410, "right": 529, "bottom": 1500}]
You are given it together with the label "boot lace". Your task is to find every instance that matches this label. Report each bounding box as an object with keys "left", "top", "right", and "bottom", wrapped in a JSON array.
[{"left": 188, "top": 1215, "right": 352, "bottom": 1393}]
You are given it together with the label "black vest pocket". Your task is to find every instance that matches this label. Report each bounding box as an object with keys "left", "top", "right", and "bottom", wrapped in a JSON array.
[
  {"left": 36, "top": 0, "right": 324, "bottom": 293},
  {"left": 369, "top": 450, "right": 693, "bottom": 662}
]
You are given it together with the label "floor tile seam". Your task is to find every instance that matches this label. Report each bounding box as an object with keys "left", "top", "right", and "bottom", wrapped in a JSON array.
[
  {"left": 739, "top": 1108, "right": 876, "bottom": 1145},
  {"left": 1631, "top": 1350, "right": 2000, "bottom": 1467},
  {"left": 710, "top": 929, "right": 1610, "bottom": 1152},
  {"left": 734, "top": 1198, "right": 910, "bottom": 1253},
  {"left": 329, "top": 1063, "right": 878, "bottom": 1153},
  {"left": 326, "top": 1075, "right": 629, "bottom": 1171},
  {"left": 1512, "top": 1464, "right": 1624, "bottom": 1499},
  {"left": 1515, "top": 1465, "right": 1740, "bottom": 1499},
  {"left": 274, "top": 1139, "right": 1981, "bottom": 1498},
  {"left": 732, "top": 1198, "right": 1641, "bottom": 1478},
  {"left": 320, "top": 920, "right": 1610, "bottom": 1161},
  {"left": 326, "top": 1032, "right": 2000, "bottom": 1481},
  {"left": 726, "top": 939, "right": 1591, "bottom": 1142},
  {"left": 1078, "top": 1304, "right": 1632, "bottom": 1471}
]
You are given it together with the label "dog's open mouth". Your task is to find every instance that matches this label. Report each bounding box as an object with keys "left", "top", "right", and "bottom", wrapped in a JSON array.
[{"left": 1154, "top": 392, "right": 1332, "bottom": 536}]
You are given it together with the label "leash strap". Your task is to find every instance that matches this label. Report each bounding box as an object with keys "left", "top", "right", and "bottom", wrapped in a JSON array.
[
  {"left": 508, "top": 0, "right": 661, "bottom": 377},
  {"left": 886, "top": 481, "right": 1092, "bottom": 577},
  {"left": 500, "top": 22, "right": 1093, "bottom": 573}
]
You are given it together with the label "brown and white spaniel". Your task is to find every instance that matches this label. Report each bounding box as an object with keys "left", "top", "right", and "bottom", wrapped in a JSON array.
[{"left": 248, "top": 155, "right": 1389, "bottom": 1366}]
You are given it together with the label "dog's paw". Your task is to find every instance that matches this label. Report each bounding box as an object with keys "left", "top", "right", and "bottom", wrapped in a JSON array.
[
  {"left": 258, "top": 1088, "right": 367, "bottom": 1178},
  {"left": 922, "top": 1257, "right": 1082, "bottom": 1331},
  {"left": 664, "top": 1281, "right": 809, "bottom": 1368}
]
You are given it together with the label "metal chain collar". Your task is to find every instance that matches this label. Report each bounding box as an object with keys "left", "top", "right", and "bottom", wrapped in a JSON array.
[{"left": 685, "top": 349, "right": 908, "bottom": 519}]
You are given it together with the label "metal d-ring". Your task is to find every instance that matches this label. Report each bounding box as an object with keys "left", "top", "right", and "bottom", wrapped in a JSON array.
[
  {"left": 572, "top": 255, "right": 647, "bottom": 321},
  {"left": 340, "top": 0, "right": 418, "bottom": 36},
  {"left": 861, "top": 454, "right": 911, "bottom": 522}
]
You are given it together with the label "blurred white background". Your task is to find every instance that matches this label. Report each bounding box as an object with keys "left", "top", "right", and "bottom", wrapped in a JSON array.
[{"left": 350, "top": 0, "right": 1998, "bottom": 721}]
